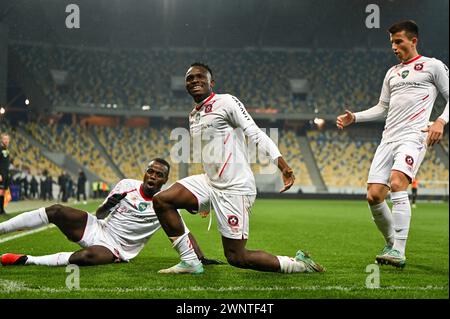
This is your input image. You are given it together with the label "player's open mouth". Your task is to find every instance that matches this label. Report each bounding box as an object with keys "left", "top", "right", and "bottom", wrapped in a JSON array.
[{"left": 190, "top": 85, "right": 203, "bottom": 92}]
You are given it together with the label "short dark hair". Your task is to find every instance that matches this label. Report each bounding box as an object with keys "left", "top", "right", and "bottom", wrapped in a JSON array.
[
  {"left": 150, "top": 158, "right": 170, "bottom": 176},
  {"left": 191, "top": 62, "right": 213, "bottom": 79},
  {"left": 388, "top": 20, "right": 419, "bottom": 39}
]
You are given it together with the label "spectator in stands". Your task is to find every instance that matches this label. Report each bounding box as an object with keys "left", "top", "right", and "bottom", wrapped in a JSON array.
[
  {"left": 43, "top": 170, "right": 54, "bottom": 201},
  {"left": 40, "top": 171, "right": 47, "bottom": 200},
  {"left": 92, "top": 181, "right": 98, "bottom": 199},
  {"left": 411, "top": 179, "right": 419, "bottom": 209},
  {"left": 76, "top": 170, "right": 87, "bottom": 204},
  {"left": 67, "top": 174, "right": 75, "bottom": 200},
  {"left": 58, "top": 172, "right": 65, "bottom": 201},
  {"left": 0, "top": 133, "right": 12, "bottom": 215},
  {"left": 30, "top": 175, "right": 38, "bottom": 199}
]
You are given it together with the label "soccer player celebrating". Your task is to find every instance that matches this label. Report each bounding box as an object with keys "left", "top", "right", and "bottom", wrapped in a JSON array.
[
  {"left": 0, "top": 159, "right": 221, "bottom": 267},
  {"left": 336, "top": 20, "right": 449, "bottom": 268},
  {"left": 153, "top": 63, "right": 324, "bottom": 274}
]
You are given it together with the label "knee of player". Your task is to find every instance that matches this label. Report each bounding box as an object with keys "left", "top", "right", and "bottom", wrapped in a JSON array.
[
  {"left": 366, "top": 192, "right": 384, "bottom": 205},
  {"left": 390, "top": 180, "right": 408, "bottom": 193},
  {"left": 45, "top": 204, "right": 65, "bottom": 222},
  {"left": 70, "top": 251, "right": 97, "bottom": 266},
  {"left": 153, "top": 193, "right": 171, "bottom": 214},
  {"left": 224, "top": 250, "right": 247, "bottom": 268}
]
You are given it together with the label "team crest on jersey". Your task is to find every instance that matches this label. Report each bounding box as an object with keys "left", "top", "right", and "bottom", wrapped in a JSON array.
[
  {"left": 401, "top": 70, "right": 409, "bottom": 79},
  {"left": 405, "top": 155, "right": 414, "bottom": 166},
  {"left": 138, "top": 202, "right": 149, "bottom": 212},
  {"left": 204, "top": 104, "right": 213, "bottom": 113},
  {"left": 414, "top": 63, "right": 424, "bottom": 71},
  {"left": 227, "top": 215, "right": 239, "bottom": 227}
]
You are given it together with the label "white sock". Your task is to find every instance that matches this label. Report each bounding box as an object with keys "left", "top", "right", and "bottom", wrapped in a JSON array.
[
  {"left": 0, "top": 207, "right": 49, "bottom": 235},
  {"left": 25, "top": 252, "right": 73, "bottom": 266},
  {"left": 276, "top": 256, "right": 307, "bottom": 273},
  {"left": 391, "top": 191, "right": 411, "bottom": 256},
  {"left": 172, "top": 233, "right": 201, "bottom": 267},
  {"left": 369, "top": 201, "right": 394, "bottom": 247}
]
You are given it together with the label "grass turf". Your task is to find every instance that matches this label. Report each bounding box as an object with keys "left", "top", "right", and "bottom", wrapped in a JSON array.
[{"left": 0, "top": 199, "right": 448, "bottom": 299}]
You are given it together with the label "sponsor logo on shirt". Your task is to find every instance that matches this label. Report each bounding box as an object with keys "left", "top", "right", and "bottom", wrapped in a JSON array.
[
  {"left": 401, "top": 70, "right": 409, "bottom": 79},
  {"left": 391, "top": 81, "right": 427, "bottom": 90},
  {"left": 232, "top": 97, "right": 251, "bottom": 121}
]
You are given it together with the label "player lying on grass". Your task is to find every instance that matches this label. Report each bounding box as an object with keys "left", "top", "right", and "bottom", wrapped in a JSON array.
[{"left": 0, "top": 158, "right": 223, "bottom": 267}]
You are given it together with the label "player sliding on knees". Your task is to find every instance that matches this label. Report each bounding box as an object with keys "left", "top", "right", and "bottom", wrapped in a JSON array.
[
  {"left": 153, "top": 63, "right": 325, "bottom": 275},
  {"left": 0, "top": 159, "right": 223, "bottom": 267},
  {"left": 336, "top": 20, "right": 448, "bottom": 268}
]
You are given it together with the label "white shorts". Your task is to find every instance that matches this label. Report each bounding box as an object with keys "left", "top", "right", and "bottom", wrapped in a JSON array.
[
  {"left": 367, "top": 139, "right": 427, "bottom": 186},
  {"left": 177, "top": 174, "right": 256, "bottom": 240},
  {"left": 77, "top": 213, "right": 126, "bottom": 262}
]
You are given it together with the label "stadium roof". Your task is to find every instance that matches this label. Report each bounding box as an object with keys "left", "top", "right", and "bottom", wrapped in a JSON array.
[{"left": 0, "top": 0, "right": 448, "bottom": 50}]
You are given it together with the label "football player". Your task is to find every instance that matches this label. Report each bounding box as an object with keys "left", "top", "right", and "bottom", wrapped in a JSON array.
[
  {"left": 153, "top": 63, "right": 324, "bottom": 275},
  {"left": 0, "top": 159, "right": 223, "bottom": 267},
  {"left": 337, "top": 20, "right": 448, "bottom": 268}
]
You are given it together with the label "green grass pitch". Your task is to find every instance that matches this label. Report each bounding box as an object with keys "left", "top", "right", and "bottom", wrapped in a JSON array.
[{"left": 0, "top": 199, "right": 448, "bottom": 299}]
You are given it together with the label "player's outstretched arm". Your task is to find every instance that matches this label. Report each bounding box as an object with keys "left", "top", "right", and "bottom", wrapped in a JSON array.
[
  {"left": 96, "top": 193, "right": 127, "bottom": 219},
  {"left": 277, "top": 157, "right": 295, "bottom": 193},
  {"left": 336, "top": 110, "right": 355, "bottom": 129},
  {"left": 337, "top": 102, "right": 388, "bottom": 130}
]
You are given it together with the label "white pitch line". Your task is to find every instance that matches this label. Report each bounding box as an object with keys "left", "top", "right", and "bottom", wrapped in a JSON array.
[
  {"left": 0, "top": 280, "right": 447, "bottom": 294},
  {"left": 0, "top": 225, "right": 56, "bottom": 244}
]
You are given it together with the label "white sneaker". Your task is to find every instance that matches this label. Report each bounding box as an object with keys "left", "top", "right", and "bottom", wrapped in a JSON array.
[{"left": 158, "top": 261, "right": 204, "bottom": 274}]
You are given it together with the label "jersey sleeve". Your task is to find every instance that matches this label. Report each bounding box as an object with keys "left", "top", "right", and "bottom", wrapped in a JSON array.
[
  {"left": 225, "top": 95, "right": 256, "bottom": 130},
  {"left": 432, "top": 59, "right": 449, "bottom": 101},
  {"left": 225, "top": 95, "right": 281, "bottom": 161},
  {"left": 379, "top": 67, "right": 393, "bottom": 104}
]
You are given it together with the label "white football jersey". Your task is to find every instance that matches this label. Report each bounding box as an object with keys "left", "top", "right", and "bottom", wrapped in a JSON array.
[
  {"left": 189, "top": 93, "right": 258, "bottom": 195},
  {"left": 379, "top": 55, "right": 449, "bottom": 143},
  {"left": 102, "top": 179, "right": 160, "bottom": 259}
]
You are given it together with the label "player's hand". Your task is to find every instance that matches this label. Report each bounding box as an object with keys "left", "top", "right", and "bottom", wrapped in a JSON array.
[
  {"left": 200, "top": 257, "right": 226, "bottom": 265},
  {"left": 336, "top": 110, "right": 355, "bottom": 130},
  {"left": 104, "top": 192, "right": 127, "bottom": 210},
  {"left": 280, "top": 168, "right": 295, "bottom": 193},
  {"left": 422, "top": 119, "right": 445, "bottom": 147}
]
